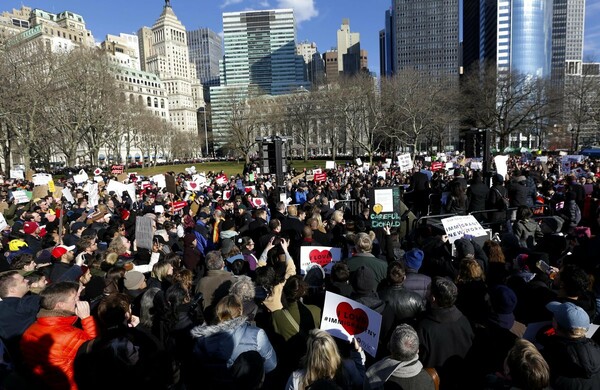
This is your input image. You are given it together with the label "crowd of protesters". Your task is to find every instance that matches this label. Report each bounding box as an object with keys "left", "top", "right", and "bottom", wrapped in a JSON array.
[{"left": 0, "top": 152, "right": 599, "bottom": 390}]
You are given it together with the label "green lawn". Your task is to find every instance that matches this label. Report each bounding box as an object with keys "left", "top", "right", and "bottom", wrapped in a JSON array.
[{"left": 133, "top": 159, "right": 352, "bottom": 177}]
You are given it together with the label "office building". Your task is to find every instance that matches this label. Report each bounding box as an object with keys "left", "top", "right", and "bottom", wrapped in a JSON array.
[
  {"left": 552, "top": 0, "right": 586, "bottom": 86},
  {"left": 210, "top": 9, "right": 309, "bottom": 149},
  {"left": 102, "top": 33, "right": 141, "bottom": 71},
  {"left": 323, "top": 50, "right": 339, "bottom": 83},
  {"left": 337, "top": 19, "right": 361, "bottom": 76},
  {"left": 188, "top": 27, "right": 223, "bottom": 87},
  {"left": 297, "top": 41, "right": 325, "bottom": 85},
  {"left": 379, "top": 8, "right": 395, "bottom": 77},
  {"left": 393, "top": 0, "right": 460, "bottom": 77},
  {"left": 138, "top": 1, "right": 204, "bottom": 134}
]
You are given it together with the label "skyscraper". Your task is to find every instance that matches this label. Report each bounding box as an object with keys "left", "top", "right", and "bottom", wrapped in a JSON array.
[
  {"left": 210, "top": 8, "right": 309, "bottom": 149},
  {"left": 138, "top": 1, "right": 204, "bottom": 134},
  {"left": 552, "top": 0, "right": 586, "bottom": 85},
  {"left": 188, "top": 28, "right": 223, "bottom": 87},
  {"left": 296, "top": 41, "right": 325, "bottom": 85},
  {"left": 379, "top": 8, "right": 395, "bottom": 77},
  {"left": 393, "top": 0, "right": 460, "bottom": 77},
  {"left": 337, "top": 19, "right": 361, "bottom": 76}
]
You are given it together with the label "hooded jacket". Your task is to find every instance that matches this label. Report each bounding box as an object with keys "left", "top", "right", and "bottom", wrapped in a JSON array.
[
  {"left": 542, "top": 336, "right": 600, "bottom": 389},
  {"left": 513, "top": 219, "right": 544, "bottom": 248},
  {"left": 191, "top": 316, "right": 277, "bottom": 374}
]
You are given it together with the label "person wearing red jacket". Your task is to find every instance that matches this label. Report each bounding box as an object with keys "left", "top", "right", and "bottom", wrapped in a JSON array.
[{"left": 20, "top": 281, "right": 98, "bottom": 390}]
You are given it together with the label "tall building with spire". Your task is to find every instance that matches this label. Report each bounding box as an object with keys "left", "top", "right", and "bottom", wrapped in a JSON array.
[{"left": 138, "top": 1, "right": 204, "bottom": 134}]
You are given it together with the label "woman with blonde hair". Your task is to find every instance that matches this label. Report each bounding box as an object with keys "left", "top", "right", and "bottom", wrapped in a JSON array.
[
  {"left": 147, "top": 260, "right": 173, "bottom": 290},
  {"left": 286, "top": 329, "right": 365, "bottom": 390}
]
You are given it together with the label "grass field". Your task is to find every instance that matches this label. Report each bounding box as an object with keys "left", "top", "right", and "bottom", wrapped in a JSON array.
[{"left": 133, "top": 159, "right": 353, "bottom": 177}]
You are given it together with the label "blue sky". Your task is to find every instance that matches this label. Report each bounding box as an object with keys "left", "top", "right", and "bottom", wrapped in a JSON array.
[{"left": 3, "top": 0, "right": 600, "bottom": 74}]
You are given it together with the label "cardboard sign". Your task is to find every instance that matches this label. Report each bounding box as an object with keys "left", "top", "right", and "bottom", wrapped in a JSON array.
[
  {"left": 441, "top": 215, "right": 488, "bottom": 244},
  {"left": 111, "top": 165, "right": 124, "bottom": 175},
  {"left": 325, "top": 161, "right": 335, "bottom": 170},
  {"left": 135, "top": 216, "right": 154, "bottom": 250},
  {"left": 299, "top": 246, "right": 342, "bottom": 274},
  {"left": 32, "top": 185, "right": 49, "bottom": 199},
  {"left": 369, "top": 187, "right": 402, "bottom": 228},
  {"left": 165, "top": 174, "right": 177, "bottom": 195},
  {"left": 12, "top": 190, "right": 30, "bottom": 204},
  {"left": 320, "top": 292, "right": 382, "bottom": 357},
  {"left": 397, "top": 153, "right": 413, "bottom": 172},
  {"left": 10, "top": 170, "right": 24, "bottom": 180},
  {"left": 117, "top": 173, "right": 128, "bottom": 182}
]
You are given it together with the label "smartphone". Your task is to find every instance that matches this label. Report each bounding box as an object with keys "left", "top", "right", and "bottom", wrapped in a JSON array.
[{"left": 536, "top": 260, "right": 551, "bottom": 274}]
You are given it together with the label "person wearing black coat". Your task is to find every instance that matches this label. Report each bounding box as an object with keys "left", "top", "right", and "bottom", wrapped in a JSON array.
[
  {"left": 378, "top": 262, "right": 425, "bottom": 327},
  {"left": 467, "top": 171, "right": 490, "bottom": 218},
  {"left": 487, "top": 174, "right": 509, "bottom": 233},
  {"left": 508, "top": 176, "right": 530, "bottom": 208}
]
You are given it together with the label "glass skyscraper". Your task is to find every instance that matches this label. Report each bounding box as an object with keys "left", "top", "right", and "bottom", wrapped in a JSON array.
[
  {"left": 510, "top": 0, "right": 553, "bottom": 77},
  {"left": 188, "top": 28, "right": 223, "bottom": 87}
]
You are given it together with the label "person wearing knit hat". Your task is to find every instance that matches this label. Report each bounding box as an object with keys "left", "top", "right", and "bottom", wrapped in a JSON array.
[
  {"left": 123, "top": 271, "right": 147, "bottom": 314},
  {"left": 402, "top": 248, "right": 431, "bottom": 299},
  {"left": 23, "top": 221, "right": 39, "bottom": 236},
  {"left": 488, "top": 285, "right": 526, "bottom": 337}
]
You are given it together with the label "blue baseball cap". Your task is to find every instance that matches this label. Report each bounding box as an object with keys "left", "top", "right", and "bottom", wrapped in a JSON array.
[{"left": 546, "top": 301, "right": 590, "bottom": 330}]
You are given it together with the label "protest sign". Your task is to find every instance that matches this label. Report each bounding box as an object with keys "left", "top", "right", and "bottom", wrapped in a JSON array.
[
  {"left": 47, "top": 180, "right": 55, "bottom": 194},
  {"left": 397, "top": 153, "right": 413, "bottom": 172},
  {"left": 32, "top": 173, "right": 52, "bottom": 186},
  {"left": 325, "top": 161, "right": 335, "bottom": 170},
  {"left": 299, "top": 246, "right": 342, "bottom": 274},
  {"left": 192, "top": 173, "right": 207, "bottom": 186},
  {"left": 165, "top": 174, "right": 177, "bottom": 194},
  {"left": 62, "top": 187, "right": 75, "bottom": 204},
  {"left": 87, "top": 184, "right": 99, "bottom": 208},
  {"left": 32, "top": 185, "right": 48, "bottom": 199},
  {"left": 362, "top": 162, "right": 370, "bottom": 173},
  {"left": 155, "top": 205, "right": 165, "bottom": 214},
  {"left": 314, "top": 172, "right": 327, "bottom": 183},
  {"left": 561, "top": 155, "right": 584, "bottom": 174},
  {"left": 151, "top": 174, "right": 166, "bottom": 189},
  {"left": 11, "top": 190, "right": 30, "bottom": 204},
  {"left": 430, "top": 162, "right": 444, "bottom": 171},
  {"left": 355, "top": 158, "right": 363, "bottom": 166},
  {"left": 494, "top": 155, "right": 509, "bottom": 180},
  {"left": 73, "top": 170, "right": 89, "bottom": 184},
  {"left": 10, "top": 170, "right": 24, "bottom": 180},
  {"left": 536, "top": 156, "right": 548, "bottom": 163},
  {"left": 320, "top": 292, "right": 382, "bottom": 357},
  {"left": 111, "top": 165, "right": 124, "bottom": 175},
  {"left": 369, "top": 187, "right": 402, "bottom": 228},
  {"left": 441, "top": 215, "right": 488, "bottom": 244},
  {"left": 0, "top": 213, "right": 6, "bottom": 231},
  {"left": 470, "top": 161, "right": 483, "bottom": 171},
  {"left": 135, "top": 216, "right": 154, "bottom": 250},
  {"left": 377, "top": 171, "right": 386, "bottom": 179}
]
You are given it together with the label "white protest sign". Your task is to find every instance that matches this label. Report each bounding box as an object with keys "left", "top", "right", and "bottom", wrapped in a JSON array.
[
  {"left": 494, "top": 155, "right": 509, "bottom": 180},
  {"left": 383, "top": 158, "right": 392, "bottom": 169},
  {"left": 192, "top": 173, "right": 207, "bottom": 186},
  {"left": 124, "top": 183, "right": 136, "bottom": 203},
  {"left": 355, "top": 158, "right": 363, "bottom": 166},
  {"left": 362, "top": 162, "right": 370, "bottom": 173},
  {"left": 377, "top": 171, "right": 386, "bottom": 179},
  {"left": 320, "top": 292, "right": 382, "bottom": 358},
  {"left": 299, "top": 246, "right": 342, "bottom": 274},
  {"left": 441, "top": 215, "right": 488, "bottom": 244},
  {"left": 536, "top": 156, "right": 548, "bottom": 163},
  {"left": 32, "top": 173, "right": 52, "bottom": 186},
  {"left": 397, "top": 153, "right": 413, "bottom": 172},
  {"left": 94, "top": 176, "right": 104, "bottom": 182},
  {"left": 325, "top": 161, "right": 335, "bottom": 170},
  {"left": 87, "top": 183, "right": 99, "bottom": 207},
  {"left": 12, "top": 190, "right": 30, "bottom": 204},
  {"left": 73, "top": 169, "right": 89, "bottom": 184},
  {"left": 445, "top": 162, "right": 454, "bottom": 170},
  {"left": 151, "top": 174, "right": 166, "bottom": 188},
  {"left": 470, "top": 161, "right": 483, "bottom": 171},
  {"left": 0, "top": 214, "right": 7, "bottom": 231},
  {"left": 561, "top": 155, "right": 584, "bottom": 174},
  {"left": 62, "top": 187, "right": 75, "bottom": 204},
  {"left": 10, "top": 170, "right": 24, "bottom": 180},
  {"left": 155, "top": 205, "right": 165, "bottom": 214}
]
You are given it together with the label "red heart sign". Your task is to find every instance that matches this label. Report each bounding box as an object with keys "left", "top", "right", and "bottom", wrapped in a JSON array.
[
  {"left": 189, "top": 182, "right": 197, "bottom": 190},
  {"left": 336, "top": 302, "right": 369, "bottom": 336},
  {"left": 309, "top": 249, "right": 332, "bottom": 267}
]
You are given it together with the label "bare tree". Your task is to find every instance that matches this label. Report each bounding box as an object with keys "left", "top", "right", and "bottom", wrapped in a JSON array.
[
  {"left": 563, "top": 71, "right": 600, "bottom": 150},
  {"left": 222, "top": 87, "right": 259, "bottom": 163},
  {"left": 462, "top": 63, "right": 553, "bottom": 149}
]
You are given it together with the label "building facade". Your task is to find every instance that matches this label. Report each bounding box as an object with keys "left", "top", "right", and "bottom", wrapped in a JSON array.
[
  {"left": 210, "top": 8, "right": 309, "bottom": 149},
  {"left": 379, "top": 8, "right": 395, "bottom": 77},
  {"left": 552, "top": 0, "right": 586, "bottom": 87},
  {"left": 323, "top": 50, "right": 339, "bottom": 83},
  {"left": 393, "top": 0, "right": 460, "bottom": 77},
  {"left": 337, "top": 19, "right": 361, "bottom": 76},
  {"left": 102, "top": 33, "right": 141, "bottom": 71},
  {"left": 296, "top": 41, "right": 325, "bottom": 85},
  {"left": 188, "top": 27, "right": 223, "bottom": 87},
  {"left": 138, "top": 1, "right": 204, "bottom": 135}
]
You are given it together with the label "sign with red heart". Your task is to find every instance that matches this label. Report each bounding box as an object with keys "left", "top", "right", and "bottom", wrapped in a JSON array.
[
  {"left": 320, "top": 292, "right": 382, "bottom": 357},
  {"left": 300, "top": 246, "right": 342, "bottom": 274},
  {"left": 309, "top": 249, "right": 333, "bottom": 267},
  {"left": 336, "top": 302, "right": 369, "bottom": 335}
]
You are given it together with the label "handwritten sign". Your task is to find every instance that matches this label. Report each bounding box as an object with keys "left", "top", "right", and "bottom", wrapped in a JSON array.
[
  {"left": 32, "top": 173, "right": 52, "bottom": 186},
  {"left": 397, "top": 153, "right": 413, "bottom": 172},
  {"left": 135, "top": 216, "right": 154, "bottom": 250},
  {"left": 11, "top": 190, "right": 30, "bottom": 204},
  {"left": 300, "top": 246, "right": 342, "bottom": 274},
  {"left": 10, "top": 170, "right": 24, "bottom": 180},
  {"left": 441, "top": 215, "right": 488, "bottom": 244},
  {"left": 370, "top": 187, "right": 402, "bottom": 228},
  {"left": 320, "top": 292, "right": 382, "bottom": 357},
  {"left": 111, "top": 165, "right": 124, "bottom": 175},
  {"left": 0, "top": 214, "right": 7, "bottom": 231}
]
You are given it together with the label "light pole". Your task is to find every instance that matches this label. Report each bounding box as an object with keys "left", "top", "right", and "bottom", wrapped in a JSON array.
[{"left": 202, "top": 107, "right": 209, "bottom": 157}]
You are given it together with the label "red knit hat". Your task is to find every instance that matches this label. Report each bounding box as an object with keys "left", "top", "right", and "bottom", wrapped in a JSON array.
[{"left": 23, "top": 221, "right": 39, "bottom": 235}]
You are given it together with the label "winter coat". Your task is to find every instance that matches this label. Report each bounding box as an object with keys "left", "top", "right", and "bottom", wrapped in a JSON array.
[
  {"left": 542, "top": 336, "right": 600, "bottom": 389},
  {"left": 403, "top": 270, "right": 432, "bottom": 300},
  {"left": 194, "top": 269, "right": 235, "bottom": 310},
  {"left": 508, "top": 182, "right": 529, "bottom": 208},
  {"left": 20, "top": 309, "right": 98, "bottom": 390},
  {"left": 487, "top": 184, "right": 509, "bottom": 224},
  {"left": 378, "top": 285, "right": 425, "bottom": 325},
  {"left": 366, "top": 356, "right": 435, "bottom": 390},
  {"left": 467, "top": 181, "right": 490, "bottom": 213},
  {"left": 512, "top": 219, "right": 544, "bottom": 248},
  {"left": 191, "top": 316, "right": 277, "bottom": 377},
  {"left": 0, "top": 295, "right": 40, "bottom": 359},
  {"left": 346, "top": 253, "right": 388, "bottom": 286},
  {"left": 271, "top": 301, "right": 321, "bottom": 342},
  {"left": 417, "top": 305, "right": 474, "bottom": 387}
]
